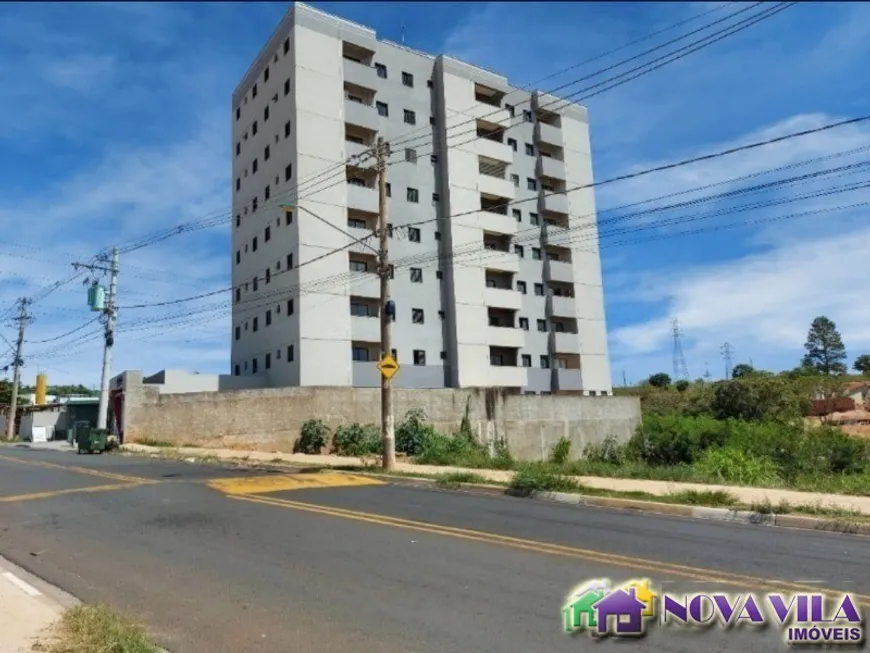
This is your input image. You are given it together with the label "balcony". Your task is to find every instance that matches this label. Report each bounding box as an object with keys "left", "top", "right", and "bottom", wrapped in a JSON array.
[
  {"left": 351, "top": 314, "right": 381, "bottom": 342},
  {"left": 478, "top": 210, "right": 518, "bottom": 236},
  {"left": 344, "top": 99, "right": 380, "bottom": 131},
  {"left": 479, "top": 175, "right": 515, "bottom": 201},
  {"left": 546, "top": 293, "right": 576, "bottom": 317},
  {"left": 555, "top": 368, "right": 583, "bottom": 391},
  {"left": 482, "top": 248, "right": 519, "bottom": 274},
  {"left": 550, "top": 331, "right": 580, "bottom": 354},
  {"left": 544, "top": 259, "right": 574, "bottom": 284},
  {"left": 484, "top": 286, "right": 522, "bottom": 310},
  {"left": 476, "top": 135, "right": 513, "bottom": 163},
  {"left": 535, "top": 121, "right": 562, "bottom": 147},
  {"left": 345, "top": 139, "right": 370, "bottom": 163},
  {"left": 541, "top": 221, "right": 570, "bottom": 247},
  {"left": 349, "top": 272, "right": 379, "bottom": 298},
  {"left": 537, "top": 155, "right": 566, "bottom": 181},
  {"left": 539, "top": 190, "right": 570, "bottom": 215},
  {"left": 342, "top": 58, "right": 377, "bottom": 90},
  {"left": 487, "top": 364, "right": 527, "bottom": 388},
  {"left": 468, "top": 102, "right": 511, "bottom": 129},
  {"left": 487, "top": 325, "right": 525, "bottom": 349},
  {"left": 347, "top": 181, "right": 379, "bottom": 213}
]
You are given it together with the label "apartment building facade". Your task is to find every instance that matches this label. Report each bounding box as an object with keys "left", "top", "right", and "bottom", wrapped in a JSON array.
[{"left": 230, "top": 2, "right": 613, "bottom": 395}]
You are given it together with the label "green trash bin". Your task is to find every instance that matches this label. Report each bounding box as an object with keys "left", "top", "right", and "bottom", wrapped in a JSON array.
[{"left": 76, "top": 427, "right": 109, "bottom": 454}]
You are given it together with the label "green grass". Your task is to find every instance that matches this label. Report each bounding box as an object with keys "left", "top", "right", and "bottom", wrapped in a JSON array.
[
  {"left": 131, "top": 438, "right": 175, "bottom": 448},
  {"left": 434, "top": 471, "right": 488, "bottom": 488},
  {"left": 44, "top": 604, "right": 159, "bottom": 653}
]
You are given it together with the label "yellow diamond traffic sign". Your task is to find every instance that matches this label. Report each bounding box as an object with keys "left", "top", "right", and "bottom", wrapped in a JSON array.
[{"left": 376, "top": 353, "right": 400, "bottom": 380}]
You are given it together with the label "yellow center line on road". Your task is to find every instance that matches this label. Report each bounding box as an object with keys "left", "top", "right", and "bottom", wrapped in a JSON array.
[
  {"left": 0, "top": 453, "right": 154, "bottom": 485},
  {"left": 0, "top": 482, "right": 152, "bottom": 503},
  {"left": 231, "top": 493, "right": 870, "bottom": 607}
]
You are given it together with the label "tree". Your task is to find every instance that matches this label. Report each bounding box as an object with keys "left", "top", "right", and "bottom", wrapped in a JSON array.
[
  {"left": 801, "top": 316, "right": 847, "bottom": 376},
  {"left": 854, "top": 354, "right": 870, "bottom": 377},
  {"left": 647, "top": 373, "right": 671, "bottom": 388},
  {"left": 0, "top": 380, "right": 11, "bottom": 405},
  {"left": 731, "top": 363, "right": 755, "bottom": 379},
  {"left": 674, "top": 379, "right": 690, "bottom": 392}
]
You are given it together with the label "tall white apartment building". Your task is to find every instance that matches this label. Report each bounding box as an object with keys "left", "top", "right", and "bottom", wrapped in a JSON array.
[{"left": 230, "top": 2, "right": 613, "bottom": 395}]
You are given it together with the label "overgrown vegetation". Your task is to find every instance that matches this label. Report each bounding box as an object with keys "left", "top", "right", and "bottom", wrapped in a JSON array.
[
  {"left": 294, "top": 419, "right": 330, "bottom": 454},
  {"left": 44, "top": 604, "right": 159, "bottom": 653}
]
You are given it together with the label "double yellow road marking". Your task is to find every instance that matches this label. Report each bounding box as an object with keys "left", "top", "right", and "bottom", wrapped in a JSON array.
[
  {"left": 234, "top": 492, "right": 870, "bottom": 607},
  {"left": 206, "top": 472, "right": 384, "bottom": 495}
]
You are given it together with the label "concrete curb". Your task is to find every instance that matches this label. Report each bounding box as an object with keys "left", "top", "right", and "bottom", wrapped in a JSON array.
[{"left": 365, "top": 473, "right": 870, "bottom": 536}]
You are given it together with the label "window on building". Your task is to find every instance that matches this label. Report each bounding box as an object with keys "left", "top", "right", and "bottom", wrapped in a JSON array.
[
  {"left": 554, "top": 321, "right": 565, "bottom": 333},
  {"left": 517, "top": 281, "right": 527, "bottom": 294},
  {"left": 519, "top": 317, "right": 529, "bottom": 331},
  {"left": 385, "top": 183, "right": 391, "bottom": 197},
  {"left": 534, "top": 283, "right": 544, "bottom": 296},
  {"left": 284, "top": 164, "right": 292, "bottom": 181},
  {"left": 376, "top": 101, "right": 388, "bottom": 117},
  {"left": 253, "top": 236, "right": 258, "bottom": 252},
  {"left": 403, "top": 109, "right": 416, "bottom": 125},
  {"left": 235, "top": 214, "right": 241, "bottom": 228},
  {"left": 266, "top": 310, "right": 272, "bottom": 326},
  {"left": 532, "top": 248, "right": 542, "bottom": 260},
  {"left": 412, "top": 308, "right": 424, "bottom": 324},
  {"left": 350, "top": 302, "right": 370, "bottom": 317},
  {"left": 252, "top": 120, "right": 258, "bottom": 135},
  {"left": 264, "top": 145, "right": 270, "bottom": 161},
  {"left": 265, "top": 268, "right": 271, "bottom": 284},
  {"left": 284, "top": 78, "right": 290, "bottom": 95},
  {"left": 264, "top": 105, "right": 270, "bottom": 122},
  {"left": 287, "top": 344, "right": 294, "bottom": 361},
  {"left": 525, "top": 143, "right": 534, "bottom": 156},
  {"left": 235, "top": 107, "right": 240, "bottom": 121},
  {"left": 413, "top": 349, "right": 426, "bottom": 365},
  {"left": 253, "top": 316, "right": 259, "bottom": 332},
  {"left": 512, "top": 209, "right": 521, "bottom": 221},
  {"left": 540, "top": 355, "right": 550, "bottom": 369},
  {"left": 352, "top": 347, "right": 370, "bottom": 362},
  {"left": 511, "top": 174, "right": 519, "bottom": 187},
  {"left": 529, "top": 212, "right": 539, "bottom": 225},
  {"left": 287, "top": 298, "right": 294, "bottom": 315},
  {"left": 410, "top": 267, "right": 422, "bottom": 283},
  {"left": 406, "top": 187, "right": 419, "bottom": 203},
  {"left": 252, "top": 357, "right": 258, "bottom": 373},
  {"left": 375, "top": 63, "right": 387, "bottom": 78},
  {"left": 521, "top": 354, "right": 532, "bottom": 367},
  {"left": 253, "top": 158, "right": 258, "bottom": 174},
  {"left": 285, "top": 210, "right": 292, "bottom": 225},
  {"left": 286, "top": 253, "right": 293, "bottom": 269},
  {"left": 527, "top": 178, "right": 537, "bottom": 191},
  {"left": 402, "top": 71, "right": 414, "bottom": 87},
  {"left": 432, "top": 193, "right": 439, "bottom": 203},
  {"left": 348, "top": 218, "right": 366, "bottom": 229},
  {"left": 234, "top": 364, "right": 240, "bottom": 376},
  {"left": 405, "top": 148, "right": 417, "bottom": 164},
  {"left": 537, "top": 319, "right": 547, "bottom": 332},
  {"left": 236, "top": 142, "right": 240, "bottom": 156},
  {"left": 235, "top": 178, "right": 240, "bottom": 192},
  {"left": 235, "top": 288, "right": 241, "bottom": 302},
  {"left": 284, "top": 121, "right": 292, "bottom": 139},
  {"left": 235, "top": 250, "right": 240, "bottom": 265},
  {"left": 523, "top": 109, "right": 533, "bottom": 123},
  {"left": 408, "top": 227, "right": 421, "bottom": 242},
  {"left": 252, "top": 83, "right": 258, "bottom": 98},
  {"left": 263, "top": 66, "right": 269, "bottom": 82},
  {"left": 284, "top": 37, "right": 290, "bottom": 54},
  {"left": 350, "top": 259, "right": 368, "bottom": 272},
  {"left": 514, "top": 244, "right": 524, "bottom": 257},
  {"left": 505, "top": 104, "right": 515, "bottom": 117},
  {"left": 429, "top": 116, "right": 436, "bottom": 126},
  {"left": 508, "top": 138, "right": 517, "bottom": 151},
  {"left": 234, "top": 326, "right": 240, "bottom": 341}
]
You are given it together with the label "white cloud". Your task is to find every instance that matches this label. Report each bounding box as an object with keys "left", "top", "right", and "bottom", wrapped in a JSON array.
[{"left": 40, "top": 54, "right": 117, "bottom": 93}]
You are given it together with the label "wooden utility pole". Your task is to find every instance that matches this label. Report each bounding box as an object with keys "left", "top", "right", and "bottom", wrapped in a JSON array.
[
  {"left": 376, "top": 137, "right": 396, "bottom": 470},
  {"left": 5, "top": 298, "right": 31, "bottom": 440}
]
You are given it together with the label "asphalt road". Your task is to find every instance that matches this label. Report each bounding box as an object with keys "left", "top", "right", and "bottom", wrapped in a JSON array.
[{"left": 0, "top": 445, "right": 867, "bottom": 653}]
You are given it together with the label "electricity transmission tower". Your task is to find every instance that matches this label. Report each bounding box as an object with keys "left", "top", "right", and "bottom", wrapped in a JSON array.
[
  {"left": 671, "top": 318, "right": 690, "bottom": 381},
  {"left": 721, "top": 342, "right": 734, "bottom": 380}
]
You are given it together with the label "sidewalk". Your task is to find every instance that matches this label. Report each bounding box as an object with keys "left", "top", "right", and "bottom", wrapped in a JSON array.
[
  {"left": 0, "top": 556, "right": 72, "bottom": 653},
  {"left": 123, "top": 444, "right": 870, "bottom": 516}
]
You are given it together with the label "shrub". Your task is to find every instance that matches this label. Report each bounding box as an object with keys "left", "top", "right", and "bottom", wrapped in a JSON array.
[
  {"left": 583, "top": 435, "right": 624, "bottom": 465},
  {"left": 711, "top": 376, "right": 807, "bottom": 423},
  {"left": 509, "top": 467, "right": 580, "bottom": 495},
  {"left": 395, "top": 408, "right": 438, "bottom": 456},
  {"left": 295, "top": 419, "right": 330, "bottom": 454},
  {"left": 549, "top": 437, "right": 572, "bottom": 465},
  {"left": 626, "top": 413, "right": 726, "bottom": 466},
  {"left": 416, "top": 430, "right": 492, "bottom": 467},
  {"left": 801, "top": 425, "right": 868, "bottom": 475},
  {"left": 693, "top": 447, "right": 781, "bottom": 486},
  {"left": 675, "top": 379, "right": 690, "bottom": 392},
  {"left": 332, "top": 423, "right": 382, "bottom": 457},
  {"left": 491, "top": 438, "right": 514, "bottom": 470}
]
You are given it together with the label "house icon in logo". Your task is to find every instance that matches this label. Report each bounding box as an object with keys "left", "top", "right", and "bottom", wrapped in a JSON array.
[{"left": 562, "top": 578, "right": 657, "bottom": 638}]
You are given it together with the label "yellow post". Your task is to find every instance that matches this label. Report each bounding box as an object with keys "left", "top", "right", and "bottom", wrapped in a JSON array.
[{"left": 35, "top": 373, "right": 47, "bottom": 405}]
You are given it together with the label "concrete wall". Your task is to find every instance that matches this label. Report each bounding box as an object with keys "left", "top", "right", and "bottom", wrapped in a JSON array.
[{"left": 121, "top": 376, "right": 640, "bottom": 461}]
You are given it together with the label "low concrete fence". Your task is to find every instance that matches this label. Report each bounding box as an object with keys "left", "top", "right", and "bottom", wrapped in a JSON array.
[{"left": 122, "top": 382, "right": 641, "bottom": 462}]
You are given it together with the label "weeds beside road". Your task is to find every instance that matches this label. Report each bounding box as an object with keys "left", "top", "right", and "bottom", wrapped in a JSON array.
[{"left": 36, "top": 604, "right": 160, "bottom": 653}]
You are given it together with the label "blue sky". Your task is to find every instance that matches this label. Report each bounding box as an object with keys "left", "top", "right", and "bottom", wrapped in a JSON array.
[{"left": 1, "top": 1, "right": 869, "bottom": 388}]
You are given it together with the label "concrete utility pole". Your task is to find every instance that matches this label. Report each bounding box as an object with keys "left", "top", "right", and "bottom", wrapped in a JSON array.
[
  {"left": 376, "top": 136, "right": 396, "bottom": 471},
  {"left": 5, "top": 298, "right": 31, "bottom": 440},
  {"left": 74, "top": 248, "right": 119, "bottom": 430}
]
